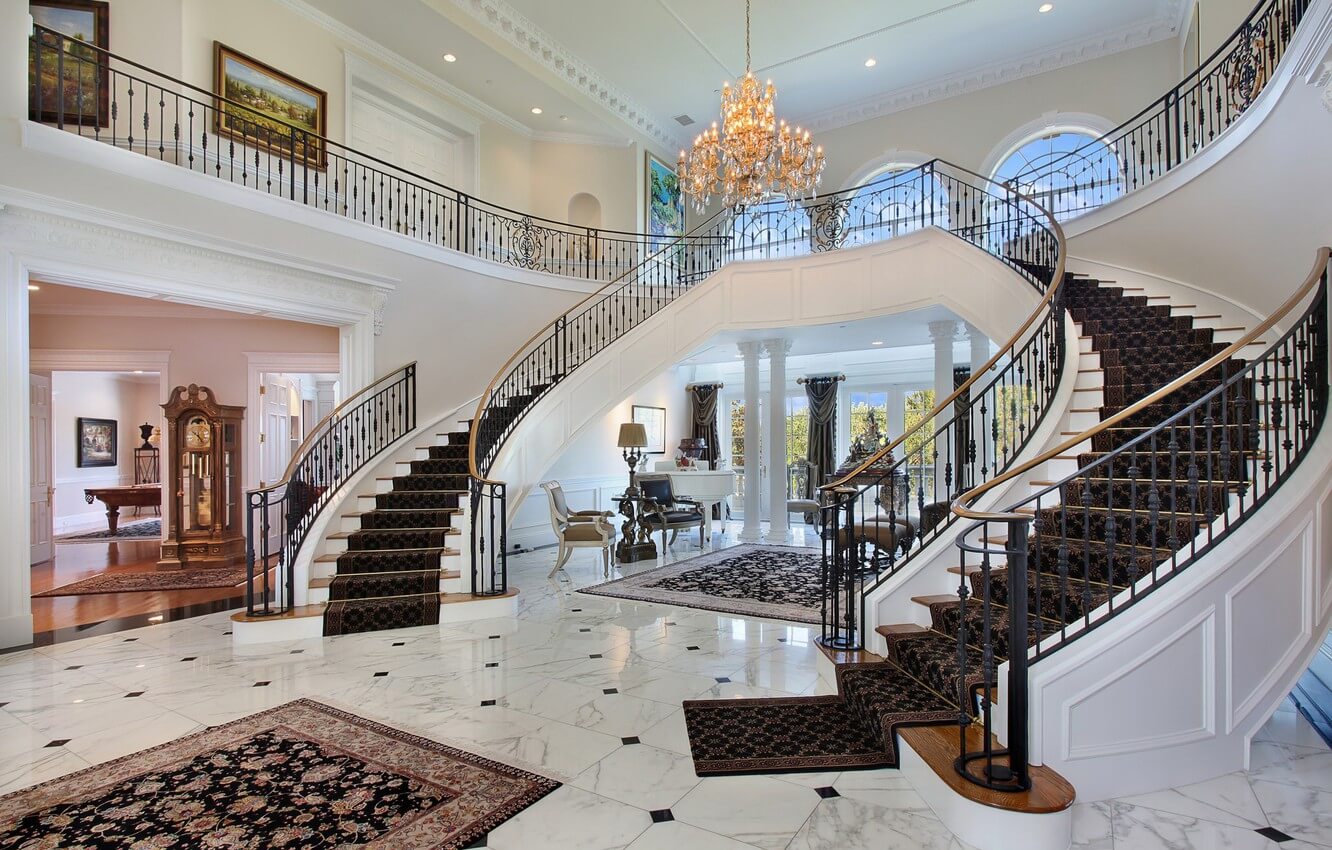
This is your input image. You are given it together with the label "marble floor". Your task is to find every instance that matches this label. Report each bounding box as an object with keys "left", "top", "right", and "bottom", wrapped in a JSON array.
[{"left": 1, "top": 525, "right": 1329, "bottom": 849}]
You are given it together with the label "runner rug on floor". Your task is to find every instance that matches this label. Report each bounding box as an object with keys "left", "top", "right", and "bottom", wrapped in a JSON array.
[
  {"left": 0, "top": 699, "right": 559, "bottom": 849},
  {"left": 579, "top": 544, "right": 822, "bottom": 624},
  {"left": 33, "top": 565, "right": 251, "bottom": 597},
  {"left": 683, "top": 662, "right": 955, "bottom": 775},
  {"left": 55, "top": 518, "right": 161, "bottom": 542}
]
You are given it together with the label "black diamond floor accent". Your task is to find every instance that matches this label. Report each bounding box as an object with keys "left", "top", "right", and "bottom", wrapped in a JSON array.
[
  {"left": 603, "top": 688, "right": 618, "bottom": 695},
  {"left": 44, "top": 740, "right": 69, "bottom": 748},
  {"left": 393, "top": 642, "right": 405, "bottom": 647},
  {"left": 665, "top": 621, "right": 676, "bottom": 626},
  {"left": 485, "top": 663, "right": 499, "bottom": 668},
  {"left": 463, "top": 834, "right": 488, "bottom": 848},
  {"left": 649, "top": 809, "right": 674, "bottom": 823},
  {"left": 571, "top": 608, "right": 582, "bottom": 612},
  {"left": 289, "top": 650, "right": 303, "bottom": 654},
  {"left": 180, "top": 657, "right": 196, "bottom": 662},
  {"left": 815, "top": 786, "right": 840, "bottom": 799},
  {"left": 223, "top": 631, "right": 232, "bottom": 636},
  {"left": 1256, "top": 827, "right": 1294, "bottom": 843},
  {"left": 579, "top": 628, "right": 591, "bottom": 633},
  {"left": 123, "top": 638, "right": 138, "bottom": 642},
  {"left": 373, "top": 671, "right": 389, "bottom": 677},
  {"left": 715, "top": 677, "right": 731, "bottom": 683},
  {"left": 686, "top": 646, "right": 700, "bottom": 651},
  {"left": 589, "top": 653, "right": 603, "bottom": 659},
  {"left": 621, "top": 736, "right": 641, "bottom": 745},
  {"left": 65, "top": 666, "right": 82, "bottom": 670},
  {"left": 480, "top": 699, "right": 496, "bottom": 707},
  {"left": 124, "top": 692, "right": 144, "bottom": 698},
  {"left": 253, "top": 681, "right": 270, "bottom": 687},
  {"left": 489, "top": 635, "right": 502, "bottom": 640}
]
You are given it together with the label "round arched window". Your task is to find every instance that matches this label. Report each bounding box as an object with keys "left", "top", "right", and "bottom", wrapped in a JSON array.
[{"left": 992, "top": 131, "right": 1123, "bottom": 221}]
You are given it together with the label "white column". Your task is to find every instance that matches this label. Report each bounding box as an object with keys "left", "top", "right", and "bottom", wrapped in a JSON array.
[
  {"left": 0, "top": 246, "right": 35, "bottom": 648},
  {"left": 764, "top": 339, "right": 791, "bottom": 541},
  {"left": 927, "top": 320, "right": 958, "bottom": 499},
  {"left": 966, "top": 322, "right": 990, "bottom": 376},
  {"left": 739, "top": 341, "right": 763, "bottom": 542}
]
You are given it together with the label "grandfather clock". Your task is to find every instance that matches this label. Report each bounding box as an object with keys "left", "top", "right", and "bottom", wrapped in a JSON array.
[{"left": 159, "top": 384, "right": 245, "bottom": 569}]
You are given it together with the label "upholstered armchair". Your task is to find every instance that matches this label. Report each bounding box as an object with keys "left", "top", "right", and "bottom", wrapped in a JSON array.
[
  {"left": 541, "top": 481, "right": 616, "bottom": 578},
  {"left": 786, "top": 460, "right": 822, "bottom": 525},
  {"left": 636, "top": 473, "right": 705, "bottom": 549}
]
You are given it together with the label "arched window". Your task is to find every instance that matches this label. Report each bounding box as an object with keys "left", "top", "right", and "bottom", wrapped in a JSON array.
[
  {"left": 842, "top": 165, "right": 949, "bottom": 246},
  {"left": 729, "top": 198, "right": 811, "bottom": 261},
  {"left": 991, "top": 130, "right": 1123, "bottom": 221}
]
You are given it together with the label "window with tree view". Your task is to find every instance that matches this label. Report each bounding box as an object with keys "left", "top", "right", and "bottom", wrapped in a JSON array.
[
  {"left": 849, "top": 391, "right": 888, "bottom": 455},
  {"left": 903, "top": 388, "right": 936, "bottom": 500}
]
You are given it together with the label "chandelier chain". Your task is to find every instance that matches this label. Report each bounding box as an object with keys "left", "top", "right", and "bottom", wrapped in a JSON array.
[{"left": 745, "top": 0, "right": 751, "bottom": 72}]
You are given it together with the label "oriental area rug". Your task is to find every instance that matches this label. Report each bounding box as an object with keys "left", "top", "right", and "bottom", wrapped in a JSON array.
[
  {"left": 55, "top": 518, "right": 161, "bottom": 542},
  {"left": 580, "top": 544, "right": 822, "bottom": 624},
  {"left": 32, "top": 565, "right": 251, "bottom": 597},
  {"left": 0, "top": 699, "right": 559, "bottom": 849}
]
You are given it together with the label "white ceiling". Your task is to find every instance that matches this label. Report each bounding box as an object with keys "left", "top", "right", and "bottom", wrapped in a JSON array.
[{"left": 291, "top": 0, "right": 1186, "bottom": 152}]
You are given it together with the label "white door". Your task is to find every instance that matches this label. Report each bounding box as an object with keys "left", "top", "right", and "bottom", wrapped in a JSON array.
[
  {"left": 258, "top": 375, "right": 291, "bottom": 487},
  {"left": 30, "top": 374, "right": 53, "bottom": 564}
]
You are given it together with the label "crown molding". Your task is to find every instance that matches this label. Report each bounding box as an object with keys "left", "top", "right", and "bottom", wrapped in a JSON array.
[
  {"left": 803, "top": 14, "right": 1183, "bottom": 133},
  {"left": 450, "top": 0, "right": 688, "bottom": 151},
  {"left": 270, "top": 0, "right": 631, "bottom": 147}
]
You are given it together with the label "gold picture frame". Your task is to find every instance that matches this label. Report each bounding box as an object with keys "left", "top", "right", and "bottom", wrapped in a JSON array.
[{"left": 213, "top": 42, "right": 327, "bottom": 169}]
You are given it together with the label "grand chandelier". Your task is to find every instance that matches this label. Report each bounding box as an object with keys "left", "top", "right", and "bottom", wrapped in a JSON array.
[{"left": 677, "top": 0, "right": 826, "bottom": 211}]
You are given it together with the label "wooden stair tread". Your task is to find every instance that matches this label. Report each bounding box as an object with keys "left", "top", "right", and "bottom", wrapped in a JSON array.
[
  {"left": 231, "top": 604, "right": 325, "bottom": 623},
  {"left": 441, "top": 587, "right": 520, "bottom": 604},
  {"left": 911, "top": 594, "right": 961, "bottom": 607},
  {"left": 898, "top": 725, "right": 1074, "bottom": 815},
  {"left": 328, "top": 527, "right": 460, "bottom": 539},
  {"left": 875, "top": 624, "right": 930, "bottom": 638}
]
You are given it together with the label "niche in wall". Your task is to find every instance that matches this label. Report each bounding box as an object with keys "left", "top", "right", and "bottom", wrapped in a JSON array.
[{"left": 567, "top": 192, "right": 603, "bottom": 229}]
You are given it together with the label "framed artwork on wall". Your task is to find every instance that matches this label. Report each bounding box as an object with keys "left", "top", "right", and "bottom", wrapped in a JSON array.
[
  {"left": 77, "top": 417, "right": 116, "bottom": 468},
  {"left": 632, "top": 405, "right": 666, "bottom": 454},
  {"left": 28, "top": 0, "right": 110, "bottom": 127},
  {"left": 214, "top": 42, "right": 327, "bottom": 169},
  {"left": 645, "top": 152, "right": 684, "bottom": 248}
]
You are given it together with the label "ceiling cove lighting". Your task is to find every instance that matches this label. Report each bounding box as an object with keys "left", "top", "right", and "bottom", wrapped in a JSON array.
[
  {"left": 442, "top": 53, "right": 457, "bottom": 62},
  {"left": 678, "top": 0, "right": 825, "bottom": 211}
]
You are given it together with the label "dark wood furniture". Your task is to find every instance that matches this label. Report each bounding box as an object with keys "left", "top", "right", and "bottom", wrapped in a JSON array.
[
  {"left": 159, "top": 384, "right": 245, "bottom": 570},
  {"left": 83, "top": 484, "right": 162, "bottom": 534},
  {"left": 613, "top": 493, "right": 660, "bottom": 564}
]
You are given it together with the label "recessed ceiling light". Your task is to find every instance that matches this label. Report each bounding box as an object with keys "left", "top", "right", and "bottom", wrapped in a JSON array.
[
  {"left": 560, "top": 115, "right": 569, "bottom": 121},
  {"left": 864, "top": 58, "right": 877, "bottom": 68},
  {"left": 443, "top": 53, "right": 457, "bottom": 62},
  {"left": 27, "top": 284, "right": 39, "bottom": 291},
  {"left": 871, "top": 340, "right": 884, "bottom": 346},
  {"left": 531, "top": 107, "right": 543, "bottom": 115},
  {"left": 1038, "top": 3, "right": 1054, "bottom": 12}
]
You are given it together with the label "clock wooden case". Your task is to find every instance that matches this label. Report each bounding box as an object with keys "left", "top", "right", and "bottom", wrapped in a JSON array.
[{"left": 159, "top": 384, "right": 246, "bottom": 569}]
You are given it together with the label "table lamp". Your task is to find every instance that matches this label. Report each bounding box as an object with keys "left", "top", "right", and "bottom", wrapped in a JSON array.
[{"left": 617, "top": 422, "right": 649, "bottom": 494}]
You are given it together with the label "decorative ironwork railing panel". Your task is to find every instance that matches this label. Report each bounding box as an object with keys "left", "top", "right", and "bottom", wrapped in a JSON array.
[
  {"left": 244, "top": 363, "right": 417, "bottom": 616},
  {"left": 1007, "top": 0, "right": 1311, "bottom": 220}
]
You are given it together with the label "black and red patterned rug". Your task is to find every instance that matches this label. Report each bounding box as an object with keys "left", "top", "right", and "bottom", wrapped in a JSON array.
[
  {"left": 683, "top": 662, "right": 955, "bottom": 775},
  {"left": 579, "top": 544, "right": 822, "bottom": 624},
  {"left": 33, "top": 565, "right": 250, "bottom": 597},
  {"left": 0, "top": 699, "right": 558, "bottom": 849}
]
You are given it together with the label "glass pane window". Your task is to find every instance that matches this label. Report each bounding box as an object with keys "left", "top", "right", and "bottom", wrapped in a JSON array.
[
  {"left": 993, "top": 131, "right": 1124, "bottom": 222},
  {"left": 844, "top": 168, "right": 950, "bottom": 245},
  {"left": 785, "top": 395, "right": 809, "bottom": 498},
  {"left": 903, "top": 388, "right": 936, "bottom": 502},
  {"left": 848, "top": 391, "right": 889, "bottom": 454}
]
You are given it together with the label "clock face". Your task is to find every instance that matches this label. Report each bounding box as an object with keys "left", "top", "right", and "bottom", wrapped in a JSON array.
[{"left": 184, "top": 416, "right": 212, "bottom": 450}]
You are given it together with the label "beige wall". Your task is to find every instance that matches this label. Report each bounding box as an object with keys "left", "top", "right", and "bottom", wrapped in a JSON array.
[
  {"left": 1198, "top": 0, "right": 1263, "bottom": 59},
  {"left": 48, "top": 372, "right": 160, "bottom": 531},
  {"left": 528, "top": 140, "right": 638, "bottom": 231},
  {"left": 30, "top": 310, "right": 338, "bottom": 406}
]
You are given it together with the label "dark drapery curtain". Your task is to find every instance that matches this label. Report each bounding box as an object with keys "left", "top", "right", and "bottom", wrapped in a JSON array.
[
  {"left": 689, "top": 383, "right": 722, "bottom": 469},
  {"left": 952, "top": 366, "right": 971, "bottom": 495},
  {"left": 804, "top": 377, "right": 839, "bottom": 499}
]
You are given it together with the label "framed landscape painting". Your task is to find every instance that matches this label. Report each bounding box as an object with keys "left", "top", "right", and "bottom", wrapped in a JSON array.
[
  {"left": 646, "top": 152, "right": 684, "bottom": 248},
  {"left": 28, "top": 0, "right": 110, "bottom": 127},
  {"left": 214, "top": 43, "right": 326, "bottom": 169},
  {"left": 77, "top": 417, "right": 116, "bottom": 468},
  {"left": 632, "top": 405, "right": 666, "bottom": 454}
]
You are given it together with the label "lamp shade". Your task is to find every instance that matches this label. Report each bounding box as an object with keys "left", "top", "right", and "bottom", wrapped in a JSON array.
[{"left": 617, "top": 422, "right": 648, "bottom": 448}]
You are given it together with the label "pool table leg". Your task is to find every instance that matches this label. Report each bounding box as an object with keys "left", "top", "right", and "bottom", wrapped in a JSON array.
[{"left": 105, "top": 506, "right": 121, "bottom": 535}]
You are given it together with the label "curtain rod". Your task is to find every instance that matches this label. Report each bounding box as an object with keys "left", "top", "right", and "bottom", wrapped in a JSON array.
[{"left": 797, "top": 374, "right": 846, "bottom": 384}]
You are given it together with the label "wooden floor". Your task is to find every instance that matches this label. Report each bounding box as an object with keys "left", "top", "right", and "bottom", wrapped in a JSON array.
[{"left": 30, "top": 536, "right": 247, "bottom": 643}]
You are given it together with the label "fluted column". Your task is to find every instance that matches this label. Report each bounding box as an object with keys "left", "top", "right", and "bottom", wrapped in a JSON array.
[
  {"left": 927, "top": 320, "right": 958, "bottom": 501},
  {"left": 739, "top": 341, "right": 763, "bottom": 543},
  {"left": 765, "top": 338, "right": 792, "bottom": 542}
]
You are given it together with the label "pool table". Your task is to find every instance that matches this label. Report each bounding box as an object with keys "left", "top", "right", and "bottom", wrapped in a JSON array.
[{"left": 83, "top": 484, "right": 162, "bottom": 535}]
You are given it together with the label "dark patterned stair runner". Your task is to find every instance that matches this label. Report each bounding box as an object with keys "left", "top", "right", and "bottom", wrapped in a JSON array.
[
  {"left": 323, "top": 427, "right": 472, "bottom": 637},
  {"left": 684, "top": 275, "right": 1250, "bottom": 776}
]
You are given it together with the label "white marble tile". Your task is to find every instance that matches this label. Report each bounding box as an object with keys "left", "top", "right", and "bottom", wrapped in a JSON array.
[
  {"left": 572, "top": 742, "right": 702, "bottom": 810},
  {"left": 832, "top": 769, "right": 932, "bottom": 812},
  {"left": 1249, "top": 743, "right": 1332, "bottom": 793},
  {"left": 1110, "top": 801, "right": 1277, "bottom": 850},
  {"left": 673, "top": 775, "right": 821, "bottom": 850},
  {"left": 557, "top": 692, "right": 680, "bottom": 738},
  {"left": 0, "top": 747, "right": 90, "bottom": 795},
  {"left": 63, "top": 709, "right": 204, "bottom": 765},
  {"left": 787, "top": 795, "right": 959, "bottom": 850},
  {"left": 471, "top": 717, "right": 622, "bottom": 779},
  {"left": 1255, "top": 711, "right": 1332, "bottom": 751},
  {"left": 624, "top": 821, "right": 762, "bottom": 850},
  {"left": 485, "top": 785, "right": 651, "bottom": 850},
  {"left": 1070, "top": 801, "right": 1114, "bottom": 850},
  {"left": 1250, "top": 780, "right": 1332, "bottom": 846},
  {"left": 1116, "top": 771, "right": 1270, "bottom": 829},
  {"left": 636, "top": 709, "right": 691, "bottom": 756}
]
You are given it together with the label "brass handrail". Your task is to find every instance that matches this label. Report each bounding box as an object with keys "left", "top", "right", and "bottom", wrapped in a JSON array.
[
  {"left": 819, "top": 162, "right": 1067, "bottom": 491},
  {"left": 250, "top": 361, "right": 417, "bottom": 496},
  {"left": 952, "top": 247, "right": 1332, "bottom": 522}
]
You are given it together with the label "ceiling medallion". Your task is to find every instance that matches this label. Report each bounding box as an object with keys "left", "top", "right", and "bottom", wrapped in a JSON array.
[{"left": 677, "top": 0, "right": 826, "bottom": 212}]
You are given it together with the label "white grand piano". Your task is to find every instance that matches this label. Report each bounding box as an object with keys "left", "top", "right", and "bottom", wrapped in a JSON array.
[{"left": 652, "top": 462, "right": 738, "bottom": 540}]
